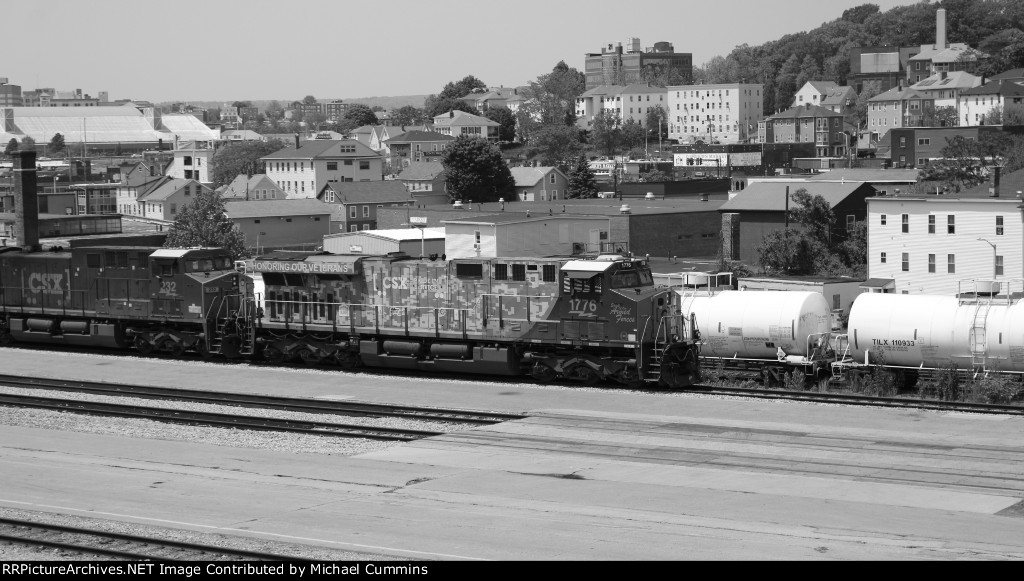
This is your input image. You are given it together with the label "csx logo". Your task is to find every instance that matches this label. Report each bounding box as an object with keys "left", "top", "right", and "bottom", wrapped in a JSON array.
[
  {"left": 28, "top": 273, "right": 64, "bottom": 295},
  {"left": 380, "top": 277, "right": 410, "bottom": 289}
]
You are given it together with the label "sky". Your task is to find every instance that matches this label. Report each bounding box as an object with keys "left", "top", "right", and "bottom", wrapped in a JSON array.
[{"left": 6, "top": 0, "right": 926, "bottom": 104}]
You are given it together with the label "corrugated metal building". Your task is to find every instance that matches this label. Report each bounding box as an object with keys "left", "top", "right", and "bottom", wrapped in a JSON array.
[{"left": 322, "top": 227, "right": 445, "bottom": 257}]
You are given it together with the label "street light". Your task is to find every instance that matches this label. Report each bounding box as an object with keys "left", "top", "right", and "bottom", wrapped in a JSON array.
[
  {"left": 978, "top": 238, "right": 997, "bottom": 279},
  {"left": 407, "top": 216, "right": 428, "bottom": 257}
]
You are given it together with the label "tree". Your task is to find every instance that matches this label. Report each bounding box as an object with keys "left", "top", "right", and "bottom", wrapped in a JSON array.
[
  {"left": 484, "top": 106, "right": 517, "bottom": 142},
  {"left": 774, "top": 55, "right": 802, "bottom": 110},
  {"left": 1006, "top": 103, "right": 1024, "bottom": 126},
  {"left": 645, "top": 105, "right": 669, "bottom": 143},
  {"left": 48, "top": 133, "right": 66, "bottom": 155},
  {"left": 20, "top": 136, "right": 35, "bottom": 152},
  {"left": 440, "top": 135, "right": 515, "bottom": 203},
  {"left": 423, "top": 95, "right": 476, "bottom": 119},
  {"left": 210, "top": 139, "right": 287, "bottom": 189},
  {"left": 620, "top": 119, "right": 646, "bottom": 151},
  {"left": 922, "top": 105, "right": 959, "bottom": 128},
  {"left": 527, "top": 124, "right": 583, "bottom": 170},
  {"left": 165, "top": 190, "right": 249, "bottom": 261},
  {"left": 4, "top": 138, "right": 17, "bottom": 156},
  {"left": 795, "top": 55, "right": 822, "bottom": 89},
  {"left": 639, "top": 169, "right": 671, "bottom": 182},
  {"left": 439, "top": 75, "right": 487, "bottom": 100},
  {"left": 524, "top": 61, "right": 586, "bottom": 126},
  {"left": 391, "top": 105, "right": 424, "bottom": 126},
  {"left": 302, "top": 95, "right": 318, "bottom": 105},
  {"left": 591, "top": 110, "right": 622, "bottom": 156},
  {"left": 231, "top": 101, "right": 252, "bottom": 109},
  {"left": 985, "top": 105, "right": 1003, "bottom": 126},
  {"left": 343, "top": 104, "right": 379, "bottom": 127},
  {"left": 756, "top": 188, "right": 864, "bottom": 277},
  {"left": 566, "top": 155, "right": 598, "bottom": 199},
  {"left": 848, "top": 80, "right": 884, "bottom": 134},
  {"left": 265, "top": 100, "right": 284, "bottom": 120}
]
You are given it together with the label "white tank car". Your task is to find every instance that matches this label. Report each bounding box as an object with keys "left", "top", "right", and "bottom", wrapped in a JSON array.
[
  {"left": 678, "top": 291, "right": 832, "bottom": 360},
  {"left": 847, "top": 292, "right": 1024, "bottom": 372}
]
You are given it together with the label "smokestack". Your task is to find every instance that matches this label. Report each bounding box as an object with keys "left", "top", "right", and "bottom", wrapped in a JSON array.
[
  {"left": 936, "top": 8, "right": 947, "bottom": 49},
  {"left": 13, "top": 150, "right": 40, "bottom": 251},
  {"left": 991, "top": 166, "right": 1002, "bottom": 198},
  {"left": 294, "top": 133, "right": 300, "bottom": 149}
]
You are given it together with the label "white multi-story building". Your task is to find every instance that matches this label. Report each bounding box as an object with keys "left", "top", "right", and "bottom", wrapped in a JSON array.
[
  {"left": 574, "top": 85, "right": 624, "bottom": 128},
  {"left": 261, "top": 139, "right": 383, "bottom": 199},
  {"left": 867, "top": 189, "right": 1022, "bottom": 296},
  {"left": 909, "top": 71, "right": 982, "bottom": 121},
  {"left": 666, "top": 83, "right": 763, "bottom": 144},
  {"left": 958, "top": 79, "right": 1024, "bottom": 126}
]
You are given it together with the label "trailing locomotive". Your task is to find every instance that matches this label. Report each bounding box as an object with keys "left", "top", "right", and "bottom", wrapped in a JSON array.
[
  {"left": 250, "top": 252, "right": 701, "bottom": 387},
  {"left": 0, "top": 245, "right": 255, "bottom": 358}
]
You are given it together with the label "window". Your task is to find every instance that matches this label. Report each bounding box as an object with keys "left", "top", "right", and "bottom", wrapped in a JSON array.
[
  {"left": 832, "top": 294, "right": 841, "bottom": 310},
  {"left": 362, "top": 206, "right": 369, "bottom": 218},
  {"left": 349, "top": 206, "right": 357, "bottom": 218},
  {"left": 918, "top": 138, "right": 930, "bottom": 145},
  {"left": 542, "top": 265, "right": 556, "bottom": 282},
  {"left": 456, "top": 263, "right": 483, "bottom": 279},
  {"left": 997, "top": 216, "right": 1004, "bottom": 235},
  {"left": 349, "top": 224, "right": 358, "bottom": 232},
  {"left": 902, "top": 214, "right": 909, "bottom": 233},
  {"left": 947, "top": 215, "right": 955, "bottom": 234},
  {"left": 948, "top": 254, "right": 955, "bottom": 273},
  {"left": 902, "top": 253, "right": 909, "bottom": 272},
  {"left": 928, "top": 254, "right": 936, "bottom": 273},
  {"left": 494, "top": 264, "right": 508, "bottom": 280},
  {"left": 997, "top": 256, "right": 1004, "bottom": 276},
  {"left": 881, "top": 252, "right": 886, "bottom": 263},
  {"left": 847, "top": 215, "right": 855, "bottom": 229},
  {"left": 549, "top": 173, "right": 556, "bottom": 184},
  {"left": 170, "top": 204, "right": 176, "bottom": 214},
  {"left": 327, "top": 162, "right": 337, "bottom": 171},
  {"left": 359, "top": 161, "right": 370, "bottom": 170},
  {"left": 880, "top": 214, "right": 887, "bottom": 226},
  {"left": 928, "top": 215, "right": 935, "bottom": 233},
  {"left": 512, "top": 264, "right": 526, "bottom": 281}
]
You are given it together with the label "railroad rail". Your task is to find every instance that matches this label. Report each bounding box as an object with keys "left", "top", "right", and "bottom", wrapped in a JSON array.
[
  {"left": 689, "top": 384, "right": 1024, "bottom": 415},
  {"left": 0, "top": 373, "right": 526, "bottom": 425},
  {"left": 0, "top": 517, "right": 297, "bottom": 560},
  {"left": 0, "top": 392, "right": 445, "bottom": 441}
]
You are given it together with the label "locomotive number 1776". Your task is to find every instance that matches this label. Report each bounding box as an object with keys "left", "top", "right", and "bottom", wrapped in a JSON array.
[{"left": 568, "top": 298, "right": 598, "bottom": 316}]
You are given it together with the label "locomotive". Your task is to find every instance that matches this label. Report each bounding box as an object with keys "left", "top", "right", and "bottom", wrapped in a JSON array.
[
  {"left": 0, "top": 244, "right": 255, "bottom": 358},
  {"left": 250, "top": 251, "right": 701, "bottom": 388}
]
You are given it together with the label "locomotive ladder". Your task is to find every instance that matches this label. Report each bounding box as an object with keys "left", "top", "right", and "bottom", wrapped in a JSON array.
[
  {"left": 969, "top": 300, "right": 992, "bottom": 373},
  {"left": 206, "top": 295, "right": 256, "bottom": 356}
]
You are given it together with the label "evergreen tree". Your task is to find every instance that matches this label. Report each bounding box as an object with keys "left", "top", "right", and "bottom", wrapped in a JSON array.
[
  {"left": 4, "top": 138, "right": 17, "bottom": 156},
  {"left": 48, "top": 133, "right": 66, "bottom": 155},
  {"left": 567, "top": 155, "right": 598, "bottom": 199},
  {"left": 164, "top": 189, "right": 249, "bottom": 260}
]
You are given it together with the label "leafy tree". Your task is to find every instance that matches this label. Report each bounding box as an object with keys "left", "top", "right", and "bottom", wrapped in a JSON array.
[
  {"left": 1006, "top": 103, "right": 1024, "bottom": 126},
  {"left": 620, "top": 119, "right": 646, "bottom": 151},
  {"left": 48, "top": 133, "right": 66, "bottom": 155},
  {"left": 343, "top": 104, "right": 379, "bottom": 127},
  {"left": 391, "top": 105, "right": 424, "bottom": 126},
  {"left": 985, "top": 105, "right": 1003, "bottom": 126},
  {"left": 922, "top": 105, "right": 959, "bottom": 128},
  {"left": 640, "top": 62, "right": 690, "bottom": 86},
  {"left": 639, "top": 169, "right": 671, "bottom": 182},
  {"left": 265, "top": 100, "right": 284, "bottom": 119},
  {"left": 526, "top": 124, "right": 583, "bottom": 170},
  {"left": 440, "top": 135, "right": 515, "bottom": 203},
  {"left": 210, "top": 139, "right": 287, "bottom": 189},
  {"left": 756, "top": 188, "right": 864, "bottom": 277},
  {"left": 439, "top": 75, "right": 487, "bottom": 100},
  {"left": 526, "top": 61, "right": 586, "bottom": 126},
  {"left": 165, "top": 189, "right": 249, "bottom": 261},
  {"left": 4, "top": 138, "right": 17, "bottom": 156},
  {"left": 848, "top": 80, "right": 885, "bottom": 134},
  {"left": 645, "top": 105, "right": 668, "bottom": 142},
  {"left": 423, "top": 96, "right": 476, "bottom": 119},
  {"left": 775, "top": 55, "right": 802, "bottom": 110},
  {"left": 20, "top": 136, "right": 35, "bottom": 152},
  {"left": 591, "top": 110, "right": 622, "bottom": 156},
  {"left": 232, "top": 101, "right": 252, "bottom": 109},
  {"left": 484, "top": 106, "right": 517, "bottom": 142},
  {"left": 566, "top": 155, "right": 598, "bottom": 199},
  {"left": 795, "top": 55, "right": 822, "bottom": 90},
  {"left": 302, "top": 95, "right": 318, "bottom": 105}
]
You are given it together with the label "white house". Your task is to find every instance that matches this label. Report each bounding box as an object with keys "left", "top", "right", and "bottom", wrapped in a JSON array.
[{"left": 666, "top": 83, "right": 763, "bottom": 144}]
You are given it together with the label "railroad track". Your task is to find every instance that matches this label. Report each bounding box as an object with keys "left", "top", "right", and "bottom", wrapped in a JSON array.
[
  {"left": 689, "top": 384, "right": 1024, "bottom": 415},
  {"left": 0, "top": 373, "right": 526, "bottom": 425},
  {"left": 0, "top": 517, "right": 296, "bottom": 560}
]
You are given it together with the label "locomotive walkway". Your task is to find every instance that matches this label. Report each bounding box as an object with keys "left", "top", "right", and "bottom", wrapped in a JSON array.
[{"left": 2, "top": 350, "right": 1024, "bottom": 559}]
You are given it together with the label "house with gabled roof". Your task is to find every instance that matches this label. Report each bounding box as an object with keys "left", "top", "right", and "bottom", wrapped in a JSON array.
[
  {"left": 910, "top": 71, "right": 982, "bottom": 120},
  {"left": 135, "top": 178, "right": 212, "bottom": 222},
  {"left": 432, "top": 110, "right": 500, "bottom": 141},
  {"left": 261, "top": 139, "right": 383, "bottom": 199},
  {"left": 820, "top": 86, "right": 858, "bottom": 115},
  {"left": 762, "top": 103, "right": 848, "bottom": 157},
  {"left": 315, "top": 180, "right": 413, "bottom": 233},
  {"left": 958, "top": 79, "right": 1024, "bottom": 126},
  {"left": 510, "top": 166, "right": 569, "bottom": 202},
  {"left": 220, "top": 174, "right": 286, "bottom": 201},
  {"left": 575, "top": 85, "right": 625, "bottom": 129},
  {"left": 867, "top": 86, "right": 935, "bottom": 139},
  {"left": 396, "top": 161, "right": 448, "bottom": 205},
  {"left": 460, "top": 87, "right": 525, "bottom": 114},
  {"left": 385, "top": 130, "right": 455, "bottom": 165},
  {"left": 793, "top": 81, "right": 838, "bottom": 108}
]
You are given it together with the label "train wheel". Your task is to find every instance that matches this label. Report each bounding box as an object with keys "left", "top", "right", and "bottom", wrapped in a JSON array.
[
  {"left": 166, "top": 341, "right": 185, "bottom": 358},
  {"left": 337, "top": 351, "right": 361, "bottom": 369},
  {"left": 573, "top": 366, "right": 601, "bottom": 386},
  {"left": 134, "top": 336, "right": 154, "bottom": 356},
  {"left": 297, "top": 348, "right": 320, "bottom": 366},
  {"left": 0, "top": 332, "right": 12, "bottom": 346},
  {"left": 531, "top": 362, "right": 557, "bottom": 383},
  {"left": 263, "top": 345, "right": 286, "bottom": 365}
]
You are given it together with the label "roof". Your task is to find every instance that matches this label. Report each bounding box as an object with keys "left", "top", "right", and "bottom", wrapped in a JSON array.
[
  {"left": 220, "top": 174, "right": 283, "bottom": 199},
  {"left": 767, "top": 104, "right": 843, "bottom": 120},
  {"left": 260, "top": 139, "right": 379, "bottom": 160},
  {"left": 221, "top": 129, "right": 265, "bottom": 140},
  {"left": 991, "top": 68, "right": 1024, "bottom": 81},
  {"left": 224, "top": 199, "right": 333, "bottom": 219},
  {"left": 805, "top": 169, "right": 919, "bottom": 183},
  {"left": 868, "top": 87, "right": 931, "bottom": 102},
  {"left": 909, "top": 43, "right": 980, "bottom": 64},
  {"left": 956, "top": 168, "right": 1024, "bottom": 200},
  {"left": 960, "top": 80, "right": 1024, "bottom": 98},
  {"left": 0, "top": 104, "right": 164, "bottom": 143},
  {"left": 385, "top": 130, "right": 454, "bottom": 144},
  {"left": 910, "top": 71, "right": 981, "bottom": 91},
  {"left": 319, "top": 180, "right": 411, "bottom": 204},
  {"left": 432, "top": 110, "right": 499, "bottom": 127},
  {"left": 159, "top": 114, "right": 219, "bottom": 142},
  {"left": 441, "top": 212, "right": 608, "bottom": 226},
  {"left": 718, "top": 181, "right": 869, "bottom": 212},
  {"left": 137, "top": 178, "right": 201, "bottom": 202},
  {"left": 432, "top": 197, "right": 726, "bottom": 217},
  {"left": 324, "top": 227, "right": 445, "bottom": 241},
  {"left": 803, "top": 80, "right": 838, "bottom": 94},
  {"left": 820, "top": 86, "right": 856, "bottom": 106},
  {"left": 619, "top": 83, "right": 667, "bottom": 95},
  {"left": 509, "top": 166, "right": 563, "bottom": 187},
  {"left": 398, "top": 161, "right": 445, "bottom": 181},
  {"left": 859, "top": 278, "right": 895, "bottom": 289}
]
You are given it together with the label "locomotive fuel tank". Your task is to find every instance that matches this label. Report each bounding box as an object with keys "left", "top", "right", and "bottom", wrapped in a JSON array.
[
  {"left": 847, "top": 292, "right": 1024, "bottom": 371},
  {"left": 678, "top": 291, "right": 832, "bottom": 359}
]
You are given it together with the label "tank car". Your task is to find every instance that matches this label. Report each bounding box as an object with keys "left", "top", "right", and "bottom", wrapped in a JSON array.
[
  {"left": 0, "top": 245, "right": 254, "bottom": 358},
  {"left": 676, "top": 289, "right": 834, "bottom": 382},
  {"left": 250, "top": 252, "right": 700, "bottom": 387},
  {"left": 841, "top": 285, "right": 1024, "bottom": 376}
]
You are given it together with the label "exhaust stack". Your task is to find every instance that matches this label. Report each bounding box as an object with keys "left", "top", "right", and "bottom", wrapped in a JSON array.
[{"left": 13, "top": 150, "right": 40, "bottom": 251}]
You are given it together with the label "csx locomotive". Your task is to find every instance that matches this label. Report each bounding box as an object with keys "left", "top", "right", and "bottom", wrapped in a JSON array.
[{"left": 0, "top": 243, "right": 701, "bottom": 388}]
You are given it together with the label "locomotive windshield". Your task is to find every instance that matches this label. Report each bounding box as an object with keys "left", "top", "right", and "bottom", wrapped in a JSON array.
[
  {"left": 609, "top": 266, "right": 654, "bottom": 289},
  {"left": 186, "top": 256, "right": 234, "bottom": 273}
]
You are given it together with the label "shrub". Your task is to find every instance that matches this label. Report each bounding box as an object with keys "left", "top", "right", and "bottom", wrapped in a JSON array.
[{"left": 968, "top": 375, "right": 1024, "bottom": 404}]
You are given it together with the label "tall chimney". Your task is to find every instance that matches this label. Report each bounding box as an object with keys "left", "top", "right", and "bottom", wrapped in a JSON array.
[
  {"left": 13, "top": 150, "right": 40, "bottom": 251},
  {"left": 936, "top": 9, "right": 947, "bottom": 49},
  {"left": 294, "top": 133, "right": 300, "bottom": 149},
  {"left": 991, "top": 166, "right": 1002, "bottom": 198}
]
